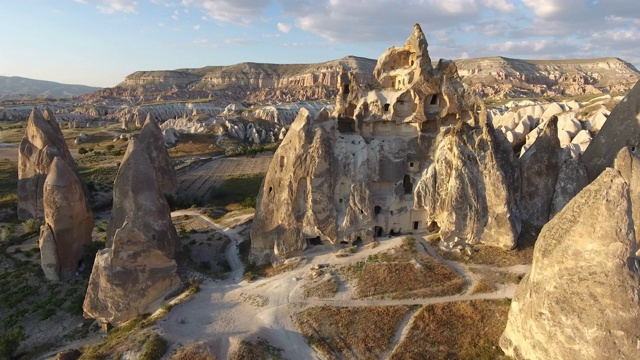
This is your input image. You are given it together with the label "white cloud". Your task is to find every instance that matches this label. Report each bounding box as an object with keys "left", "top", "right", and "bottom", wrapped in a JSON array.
[
  {"left": 193, "top": 24, "right": 201, "bottom": 30},
  {"left": 480, "top": 0, "right": 515, "bottom": 12},
  {"left": 277, "top": 22, "right": 291, "bottom": 33},
  {"left": 223, "top": 38, "right": 257, "bottom": 46},
  {"left": 180, "top": 0, "right": 270, "bottom": 25},
  {"left": 86, "top": 0, "right": 138, "bottom": 14}
]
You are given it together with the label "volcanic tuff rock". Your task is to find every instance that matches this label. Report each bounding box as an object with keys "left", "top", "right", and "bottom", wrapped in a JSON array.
[
  {"left": 549, "top": 155, "right": 588, "bottom": 218},
  {"left": 500, "top": 167, "right": 640, "bottom": 359},
  {"left": 17, "top": 108, "right": 80, "bottom": 220},
  {"left": 83, "top": 139, "right": 180, "bottom": 325},
  {"left": 105, "top": 138, "right": 178, "bottom": 256},
  {"left": 138, "top": 115, "right": 178, "bottom": 199},
  {"left": 250, "top": 24, "right": 521, "bottom": 264},
  {"left": 39, "top": 157, "right": 94, "bottom": 281},
  {"left": 519, "top": 117, "right": 563, "bottom": 229},
  {"left": 583, "top": 80, "right": 640, "bottom": 180},
  {"left": 614, "top": 146, "right": 640, "bottom": 244}
]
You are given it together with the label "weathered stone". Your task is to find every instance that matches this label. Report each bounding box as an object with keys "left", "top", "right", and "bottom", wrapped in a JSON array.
[
  {"left": 83, "top": 139, "right": 180, "bottom": 325},
  {"left": 17, "top": 108, "right": 78, "bottom": 220},
  {"left": 519, "top": 116, "right": 563, "bottom": 228},
  {"left": 549, "top": 156, "right": 588, "bottom": 217},
  {"left": 138, "top": 114, "right": 178, "bottom": 200},
  {"left": 500, "top": 168, "right": 640, "bottom": 359},
  {"left": 614, "top": 146, "right": 640, "bottom": 245},
  {"left": 105, "top": 139, "right": 178, "bottom": 256},
  {"left": 251, "top": 24, "right": 518, "bottom": 264},
  {"left": 583, "top": 80, "right": 640, "bottom": 180},
  {"left": 39, "top": 157, "right": 94, "bottom": 281}
]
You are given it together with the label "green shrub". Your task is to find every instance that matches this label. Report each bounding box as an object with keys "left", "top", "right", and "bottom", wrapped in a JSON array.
[
  {"left": 78, "top": 147, "right": 88, "bottom": 155},
  {"left": 139, "top": 333, "right": 168, "bottom": 360},
  {"left": 0, "top": 326, "right": 25, "bottom": 359},
  {"left": 21, "top": 218, "right": 42, "bottom": 234}
]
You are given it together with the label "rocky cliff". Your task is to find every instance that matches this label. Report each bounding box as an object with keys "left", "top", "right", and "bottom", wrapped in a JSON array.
[{"left": 250, "top": 24, "right": 522, "bottom": 264}]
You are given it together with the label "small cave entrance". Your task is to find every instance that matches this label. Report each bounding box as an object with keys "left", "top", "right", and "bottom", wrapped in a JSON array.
[
  {"left": 374, "top": 205, "right": 382, "bottom": 216},
  {"left": 390, "top": 229, "right": 397, "bottom": 236},
  {"left": 403, "top": 175, "right": 413, "bottom": 194},
  {"left": 430, "top": 94, "right": 439, "bottom": 105},
  {"left": 383, "top": 103, "right": 390, "bottom": 113},
  {"left": 374, "top": 226, "right": 384, "bottom": 237},
  {"left": 427, "top": 221, "right": 440, "bottom": 233},
  {"left": 353, "top": 237, "right": 363, "bottom": 247},
  {"left": 307, "top": 236, "right": 322, "bottom": 246},
  {"left": 337, "top": 118, "right": 356, "bottom": 133},
  {"left": 342, "top": 83, "right": 350, "bottom": 95},
  {"left": 413, "top": 221, "right": 420, "bottom": 230},
  {"left": 340, "top": 240, "right": 349, "bottom": 245}
]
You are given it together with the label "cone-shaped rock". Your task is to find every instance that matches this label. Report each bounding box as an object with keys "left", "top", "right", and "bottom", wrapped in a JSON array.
[
  {"left": 519, "top": 116, "right": 563, "bottom": 228},
  {"left": 583, "top": 80, "right": 640, "bottom": 180},
  {"left": 105, "top": 137, "right": 178, "bottom": 256},
  {"left": 39, "top": 157, "right": 94, "bottom": 281},
  {"left": 500, "top": 168, "right": 640, "bottom": 359},
  {"left": 17, "top": 108, "right": 78, "bottom": 220},
  {"left": 138, "top": 114, "right": 178, "bottom": 200},
  {"left": 83, "top": 139, "right": 179, "bottom": 325}
]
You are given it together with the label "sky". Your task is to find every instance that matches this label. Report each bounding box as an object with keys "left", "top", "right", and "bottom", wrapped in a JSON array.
[{"left": 1, "top": 0, "right": 639, "bottom": 88}]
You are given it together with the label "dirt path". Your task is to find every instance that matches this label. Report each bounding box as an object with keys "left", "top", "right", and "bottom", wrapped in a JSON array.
[{"left": 160, "top": 212, "right": 528, "bottom": 359}]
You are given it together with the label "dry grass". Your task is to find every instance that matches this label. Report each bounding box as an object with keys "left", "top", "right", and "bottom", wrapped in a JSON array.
[
  {"left": 168, "top": 133, "right": 224, "bottom": 157},
  {"left": 429, "top": 226, "right": 536, "bottom": 267},
  {"left": 339, "top": 240, "right": 465, "bottom": 299},
  {"left": 244, "top": 258, "right": 305, "bottom": 281},
  {"left": 390, "top": 300, "right": 511, "bottom": 360},
  {"left": 302, "top": 277, "right": 338, "bottom": 299},
  {"left": 470, "top": 280, "right": 496, "bottom": 295},
  {"left": 470, "top": 266, "right": 523, "bottom": 290},
  {"left": 230, "top": 338, "right": 283, "bottom": 360},
  {"left": 297, "top": 305, "right": 411, "bottom": 360},
  {"left": 171, "top": 342, "right": 216, "bottom": 360}
]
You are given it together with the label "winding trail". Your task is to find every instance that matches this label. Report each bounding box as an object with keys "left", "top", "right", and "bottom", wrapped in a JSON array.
[{"left": 162, "top": 210, "right": 529, "bottom": 359}]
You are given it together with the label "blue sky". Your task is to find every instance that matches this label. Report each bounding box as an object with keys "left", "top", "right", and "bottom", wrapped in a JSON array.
[{"left": 1, "top": 0, "right": 639, "bottom": 87}]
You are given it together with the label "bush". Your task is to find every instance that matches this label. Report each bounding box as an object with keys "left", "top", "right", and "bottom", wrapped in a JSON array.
[
  {"left": 139, "top": 334, "right": 168, "bottom": 360},
  {"left": 0, "top": 326, "right": 25, "bottom": 359},
  {"left": 78, "top": 147, "right": 88, "bottom": 155},
  {"left": 21, "top": 218, "right": 42, "bottom": 235},
  {"left": 242, "top": 197, "right": 257, "bottom": 209},
  {"left": 105, "top": 144, "right": 115, "bottom": 151}
]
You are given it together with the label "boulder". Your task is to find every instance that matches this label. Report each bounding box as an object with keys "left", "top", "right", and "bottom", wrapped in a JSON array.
[
  {"left": 17, "top": 108, "right": 78, "bottom": 220},
  {"left": 519, "top": 116, "right": 563, "bottom": 228},
  {"left": 39, "top": 157, "right": 94, "bottom": 281},
  {"left": 583, "top": 80, "right": 640, "bottom": 180},
  {"left": 138, "top": 114, "right": 178, "bottom": 200},
  {"left": 614, "top": 146, "right": 640, "bottom": 244},
  {"left": 500, "top": 168, "right": 640, "bottom": 359},
  {"left": 83, "top": 139, "right": 180, "bottom": 325}
]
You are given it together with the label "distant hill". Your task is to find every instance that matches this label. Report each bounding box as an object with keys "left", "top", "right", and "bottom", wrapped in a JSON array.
[{"left": 0, "top": 76, "right": 101, "bottom": 100}]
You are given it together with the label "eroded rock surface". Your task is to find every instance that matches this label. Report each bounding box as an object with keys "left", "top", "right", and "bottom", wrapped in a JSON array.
[
  {"left": 583, "top": 80, "right": 640, "bottom": 180},
  {"left": 39, "top": 157, "right": 94, "bottom": 281},
  {"left": 519, "top": 117, "right": 563, "bottom": 228},
  {"left": 17, "top": 108, "right": 78, "bottom": 220},
  {"left": 500, "top": 168, "right": 640, "bottom": 359},
  {"left": 138, "top": 114, "right": 178, "bottom": 199},
  {"left": 550, "top": 155, "right": 588, "bottom": 217},
  {"left": 251, "top": 24, "right": 520, "bottom": 264},
  {"left": 83, "top": 139, "right": 179, "bottom": 325}
]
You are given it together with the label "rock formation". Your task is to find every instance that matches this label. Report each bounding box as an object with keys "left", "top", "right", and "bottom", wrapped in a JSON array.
[
  {"left": 138, "top": 114, "right": 178, "bottom": 199},
  {"left": 519, "top": 117, "right": 563, "bottom": 228},
  {"left": 583, "top": 80, "right": 640, "bottom": 180},
  {"left": 17, "top": 108, "right": 79, "bottom": 220},
  {"left": 549, "top": 156, "right": 588, "bottom": 217},
  {"left": 250, "top": 24, "right": 521, "bottom": 264},
  {"left": 83, "top": 139, "right": 180, "bottom": 325},
  {"left": 500, "top": 167, "right": 640, "bottom": 359},
  {"left": 614, "top": 146, "right": 640, "bottom": 244},
  {"left": 39, "top": 157, "right": 94, "bottom": 281}
]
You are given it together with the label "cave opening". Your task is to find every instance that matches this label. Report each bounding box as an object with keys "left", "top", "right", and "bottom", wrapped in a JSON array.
[
  {"left": 374, "top": 205, "right": 381, "bottom": 216},
  {"left": 353, "top": 237, "right": 363, "bottom": 247},
  {"left": 374, "top": 226, "right": 384, "bottom": 237},
  {"left": 307, "top": 236, "right": 322, "bottom": 246},
  {"left": 427, "top": 221, "right": 440, "bottom": 233},
  {"left": 383, "top": 103, "right": 390, "bottom": 112},
  {"left": 430, "top": 94, "right": 439, "bottom": 105},
  {"left": 342, "top": 83, "right": 350, "bottom": 95},
  {"left": 403, "top": 175, "right": 413, "bottom": 194}
]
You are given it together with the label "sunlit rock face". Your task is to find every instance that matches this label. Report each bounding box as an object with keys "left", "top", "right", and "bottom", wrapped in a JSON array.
[
  {"left": 83, "top": 139, "right": 179, "bottom": 326},
  {"left": 250, "top": 24, "right": 522, "bottom": 264},
  {"left": 17, "top": 108, "right": 80, "bottom": 220},
  {"left": 500, "top": 166, "right": 640, "bottom": 360},
  {"left": 39, "top": 157, "right": 94, "bottom": 282}
]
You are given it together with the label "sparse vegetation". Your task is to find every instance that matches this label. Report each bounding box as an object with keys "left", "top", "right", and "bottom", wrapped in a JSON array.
[
  {"left": 231, "top": 338, "right": 283, "bottom": 360},
  {"left": 298, "top": 306, "right": 411, "bottom": 360},
  {"left": 389, "top": 300, "right": 510, "bottom": 360},
  {"left": 303, "top": 277, "right": 338, "bottom": 299},
  {"left": 0, "top": 325, "right": 24, "bottom": 359},
  {"left": 139, "top": 333, "right": 168, "bottom": 360}
]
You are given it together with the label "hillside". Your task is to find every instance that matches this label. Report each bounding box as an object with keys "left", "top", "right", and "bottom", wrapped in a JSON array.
[{"left": 0, "top": 76, "right": 101, "bottom": 100}]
